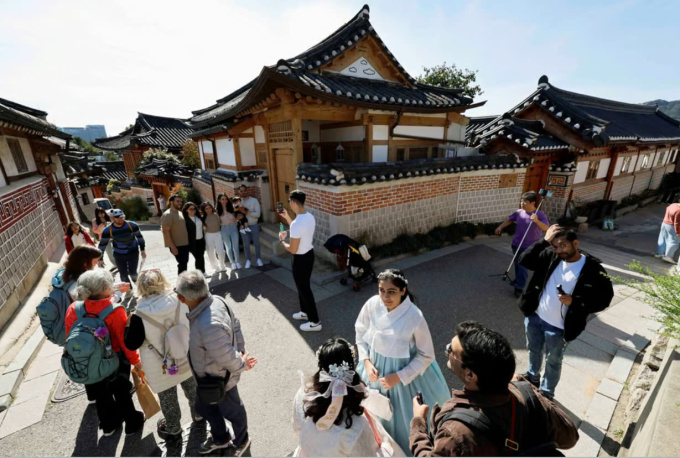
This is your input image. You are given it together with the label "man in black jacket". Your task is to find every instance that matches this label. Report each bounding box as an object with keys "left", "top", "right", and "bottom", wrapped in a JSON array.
[{"left": 519, "top": 225, "right": 614, "bottom": 398}]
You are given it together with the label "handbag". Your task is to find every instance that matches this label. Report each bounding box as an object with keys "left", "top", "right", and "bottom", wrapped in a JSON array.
[
  {"left": 188, "top": 298, "right": 237, "bottom": 405},
  {"left": 132, "top": 368, "right": 161, "bottom": 419}
]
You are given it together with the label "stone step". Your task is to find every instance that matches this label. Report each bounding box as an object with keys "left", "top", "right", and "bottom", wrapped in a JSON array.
[{"left": 243, "top": 227, "right": 287, "bottom": 257}]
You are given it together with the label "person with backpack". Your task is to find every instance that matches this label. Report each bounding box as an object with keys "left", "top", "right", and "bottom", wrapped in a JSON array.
[
  {"left": 409, "top": 321, "right": 578, "bottom": 456},
  {"left": 98, "top": 209, "right": 147, "bottom": 284},
  {"left": 124, "top": 269, "right": 201, "bottom": 438},
  {"left": 63, "top": 269, "right": 145, "bottom": 436},
  {"left": 518, "top": 226, "right": 614, "bottom": 398}
]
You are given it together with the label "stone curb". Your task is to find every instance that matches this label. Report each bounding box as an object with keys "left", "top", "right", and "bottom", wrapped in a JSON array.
[{"left": 0, "top": 327, "right": 45, "bottom": 412}]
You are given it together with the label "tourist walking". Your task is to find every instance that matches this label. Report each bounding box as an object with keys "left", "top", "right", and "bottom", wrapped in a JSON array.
[
  {"left": 64, "top": 221, "right": 95, "bottom": 254},
  {"left": 409, "top": 321, "right": 578, "bottom": 456},
  {"left": 495, "top": 191, "right": 550, "bottom": 297},
  {"left": 98, "top": 209, "right": 146, "bottom": 284},
  {"left": 183, "top": 202, "right": 207, "bottom": 275},
  {"left": 237, "top": 185, "right": 263, "bottom": 268},
  {"left": 355, "top": 268, "right": 450, "bottom": 454},
  {"left": 201, "top": 202, "right": 228, "bottom": 272},
  {"left": 92, "top": 209, "right": 116, "bottom": 269},
  {"left": 161, "top": 194, "right": 190, "bottom": 275},
  {"left": 124, "top": 269, "right": 200, "bottom": 437},
  {"left": 217, "top": 193, "right": 240, "bottom": 270},
  {"left": 64, "top": 269, "right": 144, "bottom": 436},
  {"left": 279, "top": 190, "right": 321, "bottom": 332},
  {"left": 519, "top": 225, "right": 614, "bottom": 398},
  {"left": 293, "top": 337, "right": 405, "bottom": 457},
  {"left": 654, "top": 198, "right": 680, "bottom": 263},
  {"left": 176, "top": 271, "right": 257, "bottom": 456}
]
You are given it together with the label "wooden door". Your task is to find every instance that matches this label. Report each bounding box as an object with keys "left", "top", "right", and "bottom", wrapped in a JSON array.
[
  {"left": 523, "top": 160, "right": 549, "bottom": 196},
  {"left": 274, "top": 148, "right": 297, "bottom": 217}
]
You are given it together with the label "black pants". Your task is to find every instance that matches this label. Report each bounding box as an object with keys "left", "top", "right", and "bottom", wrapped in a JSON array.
[
  {"left": 113, "top": 251, "right": 139, "bottom": 283},
  {"left": 172, "top": 245, "right": 191, "bottom": 274},
  {"left": 190, "top": 238, "right": 206, "bottom": 273},
  {"left": 292, "top": 249, "right": 319, "bottom": 323},
  {"left": 195, "top": 385, "right": 248, "bottom": 447},
  {"left": 84, "top": 356, "right": 140, "bottom": 432}
]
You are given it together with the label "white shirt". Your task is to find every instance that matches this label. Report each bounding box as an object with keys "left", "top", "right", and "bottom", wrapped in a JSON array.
[
  {"left": 191, "top": 216, "right": 203, "bottom": 240},
  {"left": 537, "top": 254, "right": 587, "bottom": 329},
  {"left": 241, "top": 196, "right": 261, "bottom": 226},
  {"left": 290, "top": 212, "right": 315, "bottom": 255},
  {"left": 355, "top": 296, "right": 435, "bottom": 385}
]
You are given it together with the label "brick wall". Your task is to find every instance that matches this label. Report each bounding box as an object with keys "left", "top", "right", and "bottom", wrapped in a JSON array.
[
  {"left": 543, "top": 173, "right": 573, "bottom": 222},
  {"left": 300, "top": 168, "right": 526, "bottom": 250},
  {"left": 609, "top": 175, "right": 635, "bottom": 201},
  {"left": 572, "top": 181, "right": 607, "bottom": 203},
  {"left": 192, "top": 178, "right": 214, "bottom": 203},
  {"left": 0, "top": 178, "right": 63, "bottom": 327},
  {"left": 630, "top": 170, "right": 653, "bottom": 195}
]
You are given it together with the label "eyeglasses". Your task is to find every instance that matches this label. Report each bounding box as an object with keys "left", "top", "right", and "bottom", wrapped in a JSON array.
[
  {"left": 188, "top": 207, "right": 197, "bottom": 211},
  {"left": 445, "top": 343, "right": 463, "bottom": 363}
]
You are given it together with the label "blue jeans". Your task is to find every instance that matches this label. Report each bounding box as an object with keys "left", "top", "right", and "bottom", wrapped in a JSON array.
[
  {"left": 241, "top": 223, "right": 261, "bottom": 261},
  {"left": 525, "top": 313, "right": 567, "bottom": 398},
  {"left": 657, "top": 223, "right": 679, "bottom": 258},
  {"left": 195, "top": 386, "right": 248, "bottom": 447},
  {"left": 221, "top": 225, "right": 240, "bottom": 265},
  {"left": 512, "top": 244, "right": 529, "bottom": 290}
]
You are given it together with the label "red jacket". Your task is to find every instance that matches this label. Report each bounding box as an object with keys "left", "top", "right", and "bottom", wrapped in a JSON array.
[
  {"left": 64, "top": 297, "right": 140, "bottom": 365},
  {"left": 64, "top": 231, "right": 95, "bottom": 254}
]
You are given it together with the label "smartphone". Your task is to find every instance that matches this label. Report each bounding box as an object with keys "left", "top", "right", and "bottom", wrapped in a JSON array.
[
  {"left": 556, "top": 284, "right": 566, "bottom": 295},
  {"left": 277, "top": 201, "right": 284, "bottom": 214},
  {"left": 416, "top": 391, "right": 424, "bottom": 405}
]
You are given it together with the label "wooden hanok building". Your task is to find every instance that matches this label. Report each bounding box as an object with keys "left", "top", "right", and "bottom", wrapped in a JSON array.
[
  {"left": 467, "top": 76, "right": 680, "bottom": 220},
  {"left": 189, "top": 4, "right": 483, "bottom": 219}
]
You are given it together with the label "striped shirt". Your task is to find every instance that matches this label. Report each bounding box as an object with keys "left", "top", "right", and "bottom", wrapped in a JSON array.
[{"left": 98, "top": 221, "right": 146, "bottom": 255}]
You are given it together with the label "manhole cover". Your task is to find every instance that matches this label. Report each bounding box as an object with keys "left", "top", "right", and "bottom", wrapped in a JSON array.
[{"left": 51, "top": 371, "right": 86, "bottom": 402}]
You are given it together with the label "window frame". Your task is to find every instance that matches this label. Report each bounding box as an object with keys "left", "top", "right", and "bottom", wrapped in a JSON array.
[
  {"left": 620, "top": 156, "right": 632, "bottom": 174},
  {"left": 6, "top": 138, "right": 29, "bottom": 173},
  {"left": 585, "top": 159, "right": 600, "bottom": 180}
]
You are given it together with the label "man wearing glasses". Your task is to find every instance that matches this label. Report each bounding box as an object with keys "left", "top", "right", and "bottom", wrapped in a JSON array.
[
  {"left": 161, "top": 194, "right": 191, "bottom": 274},
  {"left": 409, "top": 321, "right": 578, "bottom": 456},
  {"left": 98, "top": 209, "right": 146, "bottom": 284},
  {"left": 518, "top": 225, "right": 614, "bottom": 398}
]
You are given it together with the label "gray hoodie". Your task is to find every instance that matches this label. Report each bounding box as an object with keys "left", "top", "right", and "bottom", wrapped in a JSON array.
[{"left": 187, "top": 294, "right": 246, "bottom": 392}]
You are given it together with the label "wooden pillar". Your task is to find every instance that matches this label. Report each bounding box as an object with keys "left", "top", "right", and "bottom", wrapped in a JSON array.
[
  {"left": 233, "top": 137, "right": 243, "bottom": 170},
  {"left": 365, "top": 122, "right": 374, "bottom": 163},
  {"left": 265, "top": 123, "right": 280, "bottom": 209},
  {"left": 292, "top": 117, "right": 303, "bottom": 167},
  {"left": 604, "top": 150, "right": 619, "bottom": 200}
]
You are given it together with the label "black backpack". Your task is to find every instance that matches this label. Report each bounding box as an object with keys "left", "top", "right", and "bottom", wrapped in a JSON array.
[{"left": 440, "top": 381, "right": 564, "bottom": 457}]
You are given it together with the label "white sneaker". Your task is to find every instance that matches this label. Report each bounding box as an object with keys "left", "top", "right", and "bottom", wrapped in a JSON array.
[
  {"left": 203, "top": 272, "right": 212, "bottom": 278},
  {"left": 239, "top": 229, "right": 246, "bottom": 235},
  {"left": 662, "top": 256, "right": 676, "bottom": 264},
  {"left": 245, "top": 227, "right": 251, "bottom": 233},
  {"left": 292, "top": 312, "right": 308, "bottom": 321},
  {"left": 300, "top": 322, "right": 322, "bottom": 332},
  {"left": 245, "top": 260, "right": 251, "bottom": 269},
  {"left": 218, "top": 265, "right": 227, "bottom": 272},
  {"left": 256, "top": 258, "right": 264, "bottom": 267},
  {"left": 235, "top": 262, "right": 242, "bottom": 269},
  {"left": 653, "top": 253, "right": 663, "bottom": 259}
]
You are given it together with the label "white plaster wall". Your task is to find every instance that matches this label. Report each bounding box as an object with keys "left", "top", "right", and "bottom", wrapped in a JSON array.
[
  {"left": 596, "top": 158, "right": 611, "bottom": 179},
  {"left": 215, "top": 138, "right": 236, "bottom": 166},
  {"left": 320, "top": 126, "right": 365, "bottom": 142},
  {"left": 254, "top": 126, "right": 266, "bottom": 144},
  {"left": 201, "top": 140, "right": 213, "bottom": 154},
  {"left": 239, "top": 138, "right": 257, "bottom": 167},
  {"left": 393, "top": 125, "right": 445, "bottom": 140},
  {"left": 372, "top": 145, "right": 388, "bottom": 162},
  {"left": 0, "top": 169, "right": 6, "bottom": 187},
  {"left": 373, "top": 125, "right": 389, "bottom": 141},
  {"left": 0, "top": 136, "right": 38, "bottom": 176},
  {"left": 574, "top": 161, "right": 589, "bottom": 184},
  {"left": 199, "top": 141, "right": 205, "bottom": 169},
  {"left": 447, "top": 124, "right": 466, "bottom": 142},
  {"left": 243, "top": 128, "right": 253, "bottom": 134},
  {"left": 613, "top": 156, "right": 623, "bottom": 176},
  {"left": 302, "top": 120, "right": 321, "bottom": 143}
]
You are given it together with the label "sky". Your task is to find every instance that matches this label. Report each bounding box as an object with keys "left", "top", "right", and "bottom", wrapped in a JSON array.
[{"left": 1, "top": 0, "right": 679, "bottom": 137}]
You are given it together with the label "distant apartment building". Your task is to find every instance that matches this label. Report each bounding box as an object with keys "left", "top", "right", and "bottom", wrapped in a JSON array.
[{"left": 59, "top": 125, "right": 107, "bottom": 143}]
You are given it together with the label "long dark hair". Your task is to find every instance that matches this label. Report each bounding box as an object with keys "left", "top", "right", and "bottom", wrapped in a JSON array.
[
  {"left": 65, "top": 221, "right": 85, "bottom": 237},
  {"left": 378, "top": 268, "right": 416, "bottom": 304},
  {"left": 182, "top": 202, "right": 203, "bottom": 222},
  {"left": 304, "top": 338, "right": 365, "bottom": 429},
  {"left": 216, "top": 193, "right": 234, "bottom": 216},
  {"left": 63, "top": 246, "right": 102, "bottom": 282},
  {"left": 94, "top": 208, "right": 110, "bottom": 226},
  {"left": 201, "top": 201, "right": 215, "bottom": 216}
]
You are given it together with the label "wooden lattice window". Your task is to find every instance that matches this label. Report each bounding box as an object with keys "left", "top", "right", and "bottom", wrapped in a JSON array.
[
  {"left": 585, "top": 160, "right": 600, "bottom": 180},
  {"left": 397, "top": 149, "right": 405, "bottom": 161},
  {"left": 641, "top": 155, "right": 650, "bottom": 169},
  {"left": 409, "top": 147, "right": 429, "bottom": 160},
  {"left": 256, "top": 144, "right": 268, "bottom": 167},
  {"left": 620, "top": 156, "right": 632, "bottom": 174},
  {"left": 7, "top": 138, "right": 28, "bottom": 173},
  {"left": 656, "top": 152, "right": 665, "bottom": 167},
  {"left": 268, "top": 121, "right": 294, "bottom": 144}
]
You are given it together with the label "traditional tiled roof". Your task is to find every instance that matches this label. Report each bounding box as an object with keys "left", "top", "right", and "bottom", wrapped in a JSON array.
[
  {"left": 94, "top": 113, "right": 192, "bottom": 151},
  {"left": 466, "top": 115, "right": 497, "bottom": 137},
  {"left": 136, "top": 159, "right": 192, "bottom": 178},
  {"left": 505, "top": 76, "right": 680, "bottom": 146},
  {"left": 297, "top": 156, "right": 528, "bottom": 187},
  {"left": 0, "top": 97, "right": 70, "bottom": 139},
  {"left": 189, "top": 5, "right": 479, "bottom": 130},
  {"left": 96, "top": 161, "right": 127, "bottom": 182},
  {"left": 469, "top": 113, "right": 570, "bottom": 153},
  {"left": 212, "top": 168, "right": 266, "bottom": 183},
  {"left": 71, "top": 160, "right": 127, "bottom": 188}
]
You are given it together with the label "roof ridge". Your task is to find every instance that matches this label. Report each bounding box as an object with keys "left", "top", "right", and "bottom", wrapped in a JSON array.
[
  {"left": 548, "top": 84, "right": 657, "bottom": 114},
  {"left": 0, "top": 97, "right": 48, "bottom": 119}
]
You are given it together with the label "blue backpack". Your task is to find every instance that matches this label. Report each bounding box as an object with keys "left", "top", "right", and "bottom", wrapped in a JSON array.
[
  {"left": 61, "top": 301, "right": 120, "bottom": 385},
  {"left": 36, "top": 269, "right": 76, "bottom": 346}
]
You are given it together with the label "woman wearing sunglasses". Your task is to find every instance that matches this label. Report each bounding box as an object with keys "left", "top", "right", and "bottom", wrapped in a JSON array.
[
  {"left": 354, "top": 269, "right": 450, "bottom": 454},
  {"left": 182, "top": 202, "right": 207, "bottom": 276}
]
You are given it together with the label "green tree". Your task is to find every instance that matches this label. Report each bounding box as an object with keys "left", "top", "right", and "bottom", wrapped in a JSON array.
[
  {"left": 417, "top": 62, "right": 483, "bottom": 99},
  {"left": 612, "top": 262, "right": 680, "bottom": 339},
  {"left": 72, "top": 136, "right": 102, "bottom": 155},
  {"left": 101, "top": 151, "right": 121, "bottom": 161},
  {"left": 181, "top": 140, "right": 201, "bottom": 169}
]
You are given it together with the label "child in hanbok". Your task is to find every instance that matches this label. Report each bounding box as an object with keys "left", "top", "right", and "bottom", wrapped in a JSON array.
[{"left": 355, "top": 269, "right": 450, "bottom": 455}]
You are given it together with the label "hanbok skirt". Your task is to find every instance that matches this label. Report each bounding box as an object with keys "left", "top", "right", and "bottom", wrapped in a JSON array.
[{"left": 357, "top": 349, "right": 450, "bottom": 456}]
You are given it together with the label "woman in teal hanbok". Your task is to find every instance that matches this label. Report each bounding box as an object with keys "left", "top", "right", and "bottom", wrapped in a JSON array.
[{"left": 355, "top": 269, "right": 450, "bottom": 455}]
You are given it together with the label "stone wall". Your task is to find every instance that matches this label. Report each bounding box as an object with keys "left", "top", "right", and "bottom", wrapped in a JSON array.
[
  {"left": 543, "top": 172, "right": 574, "bottom": 222},
  {"left": 0, "top": 178, "right": 63, "bottom": 329},
  {"left": 572, "top": 180, "right": 607, "bottom": 203},
  {"left": 631, "top": 170, "right": 654, "bottom": 196},
  {"left": 456, "top": 173, "right": 525, "bottom": 223},
  {"left": 610, "top": 175, "right": 635, "bottom": 202}
]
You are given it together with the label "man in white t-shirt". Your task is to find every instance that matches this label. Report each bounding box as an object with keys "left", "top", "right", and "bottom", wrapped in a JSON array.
[
  {"left": 279, "top": 190, "right": 320, "bottom": 332},
  {"left": 517, "top": 225, "right": 613, "bottom": 398}
]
